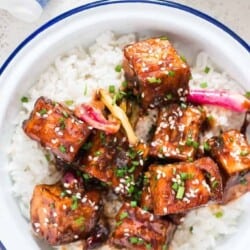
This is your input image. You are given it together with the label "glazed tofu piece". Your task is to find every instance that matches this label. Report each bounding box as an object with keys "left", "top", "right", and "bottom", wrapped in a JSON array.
[
  {"left": 149, "top": 104, "right": 206, "bottom": 161},
  {"left": 80, "top": 130, "right": 148, "bottom": 197},
  {"left": 123, "top": 37, "right": 191, "bottom": 109},
  {"left": 207, "top": 130, "right": 250, "bottom": 203},
  {"left": 30, "top": 173, "right": 102, "bottom": 245},
  {"left": 111, "top": 203, "right": 176, "bottom": 250},
  {"left": 23, "top": 97, "right": 90, "bottom": 163},
  {"left": 148, "top": 157, "right": 223, "bottom": 215}
]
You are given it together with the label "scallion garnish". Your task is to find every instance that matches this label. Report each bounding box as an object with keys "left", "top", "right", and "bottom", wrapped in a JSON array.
[
  {"left": 21, "top": 96, "right": 29, "bottom": 103},
  {"left": 147, "top": 77, "right": 161, "bottom": 84}
]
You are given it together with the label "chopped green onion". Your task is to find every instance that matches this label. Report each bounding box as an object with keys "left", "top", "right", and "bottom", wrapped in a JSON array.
[
  {"left": 240, "top": 150, "right": 249, "bottom": 156},
  {"left": 189, "top": 226, "right": 194, "bottom": 233},
  {"left": 128, "top": 165, "right": 136, "bottom": 173},
  {"left": 203, "top": 142, "right": 211, "bottom": 152},
  {"left": 21, "top": 96, "right": 29, "bottom": 103},
  {"left": 212, "top": 180, "right": 219, "bottom": 189},
  {"left": 130, "top": 201, "right": 137, "bottom": 207},
  {"left": 109, "top": 85, "right": 116, "bottom": 93},
  {"left": 115, "top": 64, "right": 122, "bottom": 72},
  {"left": 115, "top": 221, "right": 122, "bottom": 227},
  {"left": 180, "top": 55, "right": 187, "bottom": 62},
  {"left": 160, "top": 36, "right": 168, "bottom": 40},
  {"left": 166, "top": 93, "right": 173, "bottom": 100},
  {"left": 94, "top": 150, "right": 101, "bottom": 156},
  {"left": 75, "top": 216, "right": 85, "bottom": 226},
  {"left": 65, "top": 100, "right": 74, "bottom": 106},
  {"left": 146, "top": 243, "right": 152, "bottom": 249},
  {"left": 180, "top": 172, "right": 194, "bottom": 181},
  {"left": 116, "top": 168, "right": 126, "bottom": 177},
  {"left": 129, "top": 237, "right": 140, "bottom": 244},
  {"left": 83, "top": 173, "right": 90, "bottom": 180},
  {"left": 168, "top": 71, "right": 175, "bottom": 77},
  {"left": 147, "top": 77, "right": 161, "bottom": 84},
  {"left": 180, "top": 102, "right": 187, "bottom": 109},
  {"left": 176, "top": 186, "right": 185, "bottom": 199},
  {"left": 245, "top": 91, "right": 250, "bottom": 99},
  {"left": 214, "top": 210, "right": 224, "bottom": 218},
  {"left": 62, "top": 111, "right": 69, "bottom": 118},
  {"left": 204, "top": 66, "right": 210, "bottom": 74},
  {"left": 200, "top": 82, "right": 208, "bottom": 88},
  {"left": 60, "top": 191, "right": 66, "bottom": 197},
  {"left": 59, "top": 145, "right": 66, "bottom": 153},
  {"left": 71, "top": 196, "right": 78, "bottom": 210},
  {"left": 39, "top": 108, "right": 47, "bottom": 115},
  {"left": 172, "top": 182, "right": 179, "bottom": 192},
  {"left": 120, "top": 212, "right": 129, "bottom": 220}
]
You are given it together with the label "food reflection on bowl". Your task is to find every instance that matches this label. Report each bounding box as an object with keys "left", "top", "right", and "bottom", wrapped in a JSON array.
[{"left": 0, "top": 1, "right": 249, "bottom": 250}]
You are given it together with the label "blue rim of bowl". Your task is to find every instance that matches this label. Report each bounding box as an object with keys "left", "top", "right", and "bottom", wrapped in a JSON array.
[{"left": 0, "top": 0, "right": 249, "bottom": 75}]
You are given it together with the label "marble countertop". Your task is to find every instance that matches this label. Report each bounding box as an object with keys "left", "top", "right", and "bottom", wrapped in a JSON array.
[{"left": 0, "top": 0, "right": 249, "bottom": 65}]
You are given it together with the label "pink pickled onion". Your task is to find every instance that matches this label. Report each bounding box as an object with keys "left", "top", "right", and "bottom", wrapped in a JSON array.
[
  {"left": 75, "top": 103, "right": 120, "bottom": 134},
  {"left": 188, "top": 89, "right": 250, "bottom": 112}
]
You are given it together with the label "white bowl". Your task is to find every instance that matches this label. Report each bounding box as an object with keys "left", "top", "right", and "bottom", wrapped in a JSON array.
[{"left": 0, "top": 1, "right": 249, "bottom": 250}]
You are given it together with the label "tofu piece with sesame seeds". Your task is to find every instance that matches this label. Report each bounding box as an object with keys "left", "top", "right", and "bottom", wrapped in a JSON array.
[
  {"left": 79, "top": 130, "right": 148, "bottom": 198},
  {"left": 30, "top": 172, "right": 102, "bottom": 246},
  {"left": 148, "top": 157, "right": 223, "bottom": 215},
  {"left": 23, "top": 97, "right": 90, "bottom": 163},
  {"left": 207, "top": 130, "right": 250, "bottom": 203},
  {"left": 110, "top": 202, "right": 176, "bottom": 250},
  {"left": 149, "top": 103, "right": 206, "bottom": 161},
  {"left": 123, "top": 37, "right": 191, "bottom": 109}
]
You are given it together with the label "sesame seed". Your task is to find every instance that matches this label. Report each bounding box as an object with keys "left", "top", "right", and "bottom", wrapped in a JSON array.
[
  {"left": 44, "top": 218, "right": 49, "bottom": 223},
  {"left": 51, "top": 138, "right": 58, "bottom": 144},
  {"left": 54, "top": 127, "right": 60, "bottom": 132},
  {"left": 54, "top": 223, "right": 58, "bottom": 227},
  {"left": 66, "top": 189, "right": 72, "bottom": 194},
  {"left": 94, "top": 205, "right": 99, "bottom": 210},
  {"left": 62, "top": 204, "right": 67, "bottom": 210},
  {"left": 43, "top": 208, "right": 47, "bottom": 214},
  {"left": 34, "top": 223, "right": 40, "bottom": 228},
  {"left": 69, "top": 146, "right": 74, "bottom": 153},
  {"left": 35, "top": 228, "right": 40, "bottom": 233},
  {"left": 81, "top": 197, "right": 87, "bottom": 203},
  {"left": 163, "top": 207, "right": 168, "bottom": 214},
  {"left": 74, "top": 235, "right": 79, "bottom": 239},
  {"left": 63, "top": 183, "right": 70, "bottom": 188},
  {"left": 53, "top": 212, "right": 57, "bottom": 217}
]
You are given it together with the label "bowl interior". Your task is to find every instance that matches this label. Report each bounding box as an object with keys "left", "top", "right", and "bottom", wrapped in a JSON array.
[{"left": 0, "top": 1, "right": 249, "bottom": 249}]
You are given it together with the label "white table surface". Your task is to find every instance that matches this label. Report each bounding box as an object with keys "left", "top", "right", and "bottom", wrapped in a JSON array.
[{"left": 0, "top": 0, "right": 249, "bottom": 66}]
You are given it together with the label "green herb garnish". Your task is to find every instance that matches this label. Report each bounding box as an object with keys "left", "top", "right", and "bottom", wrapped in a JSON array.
[
  {"left": 200, "top": 82, "right": 208, "bottom": 88},
  {"left": 147, "top": 77, "right": 161, "bottom": 84},
  {"left": 168, "top": 71, "right": 175, "bottom": 77},
  {"left": 130, "top": 201, "right": 137, "bottom": 207},
  {"left": 65, "top": 100, "right": 74, "bottom": 106},
  {"left": 39, "top": 108, "right": 47, "bottom": 115},
  {"left": 214, "top": 210, "right": 224, "bottom": 218},
  {"left": 204, "top": 66, "right": 210, "bottom": 74},
  {"left": 115, "top": 64, "right": 122, "bottom": 72},
  {"left": 21, "top": 96, "right": 29, "bottom": 103},
  {"left": 109, "top": 85, "right": 116, "bottom": 93},
  {"left": 176, "top": 186, "right": 185, "bottom": 199},
  {"left": 71, "top": 196, "right": 78, "bottom": 210},
  {"left": 120, "top": 212, "right": 129, "bottom": 220},
  {"left": 59, "top": 145, "right": 66, "bottom": 153}
]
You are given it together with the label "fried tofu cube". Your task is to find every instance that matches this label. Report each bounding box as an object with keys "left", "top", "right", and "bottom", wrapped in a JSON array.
[
  {"left": 123, "top": 37, "right": 191, "bottom": 109},
  {"left": 149, "top": 104, "right": 206, "bottom": 161},
  {"left": 80, "top": 130, "right": 148, "bottom": 197},
  {"left": 23, "top": 97, "right": 90, "bottom": 163},
  {"left": 30, "top": 177, "right": 102, "bottom": 245},
  {"left": 148, "top": 157, "right": 222, "bottom": 215},
  {"left": 207, "top": 130, "right": 250, "bottom": 202},
  {"left": 111, "top": 203, "right": 176, "bottom": 250}
]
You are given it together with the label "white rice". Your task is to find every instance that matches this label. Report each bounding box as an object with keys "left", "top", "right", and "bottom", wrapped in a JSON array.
[{"left": 7, "top": 31, "right": 248, "bottom": 250}]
